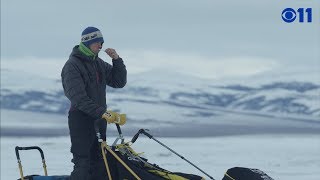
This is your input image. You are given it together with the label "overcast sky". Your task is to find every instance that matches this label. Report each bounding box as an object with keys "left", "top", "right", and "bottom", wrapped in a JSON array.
[{"left": 1, "top": 0, "right": 319, "bottom": 80}]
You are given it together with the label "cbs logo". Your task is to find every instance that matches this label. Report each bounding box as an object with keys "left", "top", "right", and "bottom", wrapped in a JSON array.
[{"left": 282, "top": 8, "right": 312, "bottom": 23}]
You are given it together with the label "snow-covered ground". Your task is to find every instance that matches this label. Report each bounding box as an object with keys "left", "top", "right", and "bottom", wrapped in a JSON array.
[
  {"left": 1, "top": 135, "right": 320, "bottom": 180},
  {"left": 1, "top": 109, "right": 319, "bottom": 179}
]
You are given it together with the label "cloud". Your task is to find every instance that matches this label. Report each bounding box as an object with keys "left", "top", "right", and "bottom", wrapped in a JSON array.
[
  {"left": 2, "top": 51, "right": 318, "bottom": 87},
  {"left": 2, "top": 51, "right": 279, "bottom": 81},
  {"left": 1, "top": 57, "right": 66, "bottom": 79},
  {"left": 120, "top": 50, "right": 279, "bottom": 79}
]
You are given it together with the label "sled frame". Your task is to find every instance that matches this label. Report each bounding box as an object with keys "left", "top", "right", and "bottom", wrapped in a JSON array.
[{"left": 15, "top": 146, "right": 48, "bottom": 180}]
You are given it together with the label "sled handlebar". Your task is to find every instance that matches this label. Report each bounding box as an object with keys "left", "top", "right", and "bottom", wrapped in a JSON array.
[
  {"left": 131, "top": 129, "right": 152, "bottom": 143},
  {"left": 15, "top": 146, "right": 48, "bottom": 179},
  {"left": 130, "top": 129, "right": 215, "bottom": 180},
  {"left": 15, "top": 146, "right": 45, "bottom": 161}
]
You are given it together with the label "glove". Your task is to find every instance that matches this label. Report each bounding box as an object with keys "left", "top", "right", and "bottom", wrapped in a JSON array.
[
  {"left": 105, "top": 48, "right": 120, "bottom": 59},
  {"left": 102, "top": 111, "right": 126, "bottom": 126}
]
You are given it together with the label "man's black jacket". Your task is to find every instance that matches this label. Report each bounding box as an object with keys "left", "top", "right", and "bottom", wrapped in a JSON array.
[{"left": 61, "top": 45, "right": 127, "bottom": 119}]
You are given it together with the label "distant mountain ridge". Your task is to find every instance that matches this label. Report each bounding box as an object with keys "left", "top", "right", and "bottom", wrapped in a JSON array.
[
  {"left": 1, "top": 68, "right": 319, "bottom": 119},
  {"left": 222, "top": 82, "right": 319, "bottom": 92}
]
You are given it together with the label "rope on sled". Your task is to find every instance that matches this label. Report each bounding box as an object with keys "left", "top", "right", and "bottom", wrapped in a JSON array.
[
  {"left": 101, "top": 141, "right": 142, "bottom": 180},
  {"left": 101, "top": 141, "right": 113, "bottom": 180}
]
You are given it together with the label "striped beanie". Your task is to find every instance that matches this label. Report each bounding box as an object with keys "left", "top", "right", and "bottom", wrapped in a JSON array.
[{"left": 81, "top": 27, "right": 104, "bottom": 47}]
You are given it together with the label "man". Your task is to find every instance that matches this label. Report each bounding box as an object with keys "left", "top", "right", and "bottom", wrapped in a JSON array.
[{"left": 61, "top": 26, "right": 127, "bottom": 180}]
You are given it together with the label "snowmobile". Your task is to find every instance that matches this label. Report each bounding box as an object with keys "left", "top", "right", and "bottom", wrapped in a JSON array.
[{"left": 15, "top": 121, "right": 274, "bottom": 180}]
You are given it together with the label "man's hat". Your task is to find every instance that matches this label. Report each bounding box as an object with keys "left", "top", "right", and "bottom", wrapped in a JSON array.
[{"left": 81, "top": 27, "right": 104, "bottom": 47}]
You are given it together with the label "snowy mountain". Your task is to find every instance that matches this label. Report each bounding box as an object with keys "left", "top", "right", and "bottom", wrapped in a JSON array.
[{"left": 1, "top": 68, "right": 319, "bottom": 119}]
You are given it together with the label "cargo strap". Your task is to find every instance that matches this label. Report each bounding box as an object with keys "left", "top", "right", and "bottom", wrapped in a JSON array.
[{"left": 101, "top": 141, "right": 141, "bottom": 180}]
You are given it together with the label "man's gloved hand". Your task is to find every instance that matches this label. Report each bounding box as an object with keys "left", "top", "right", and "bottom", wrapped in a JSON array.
[
  {"left": 105, "top": 48, "right": 120, "bottom": 59},
  {"left": 101, "top": 111, "right": 126, "bottom": 126}
]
